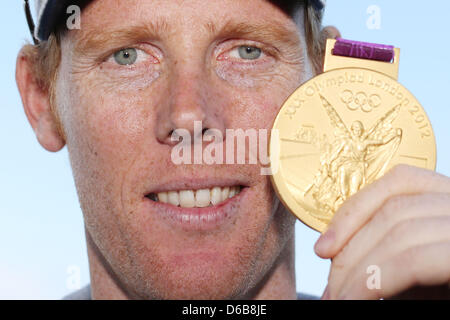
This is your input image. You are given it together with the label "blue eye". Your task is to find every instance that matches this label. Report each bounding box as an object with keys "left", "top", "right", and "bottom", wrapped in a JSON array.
[
  {"left": 113, "top": 48, "right": 138, "bottom": 65},
  {"left": 238, "top": 46, "right": 262, "bottom": 60}
]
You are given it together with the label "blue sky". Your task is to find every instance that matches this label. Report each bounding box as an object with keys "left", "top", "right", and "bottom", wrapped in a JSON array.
[{"left": 1, "top": 1, "right": 449, "bottom": 299}]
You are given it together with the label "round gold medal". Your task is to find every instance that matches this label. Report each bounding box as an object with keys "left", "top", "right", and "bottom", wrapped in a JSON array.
[{"left": 270, "top": 61, "right": 436, "bottom": 232}]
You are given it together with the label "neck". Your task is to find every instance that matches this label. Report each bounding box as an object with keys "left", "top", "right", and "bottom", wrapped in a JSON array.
[
  {"left": 85, "top": 229, "right": 129, "bottom": 299},
  {"left": 244, "top": 234, "right": 297, "bottom": 300},
  {"left": 86, "top": 228, "right": 297, "bottom": 300}
]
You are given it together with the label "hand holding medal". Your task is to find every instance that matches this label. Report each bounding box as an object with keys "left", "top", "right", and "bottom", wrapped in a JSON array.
[{"left": 270, "top": 38, "right": 450, "bottom": 299}]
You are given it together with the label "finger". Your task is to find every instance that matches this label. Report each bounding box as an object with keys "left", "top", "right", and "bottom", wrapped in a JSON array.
[
  {"left": 328, "top": 215, "right": 450, "bottom": 297},
  {"left": 337, "top": 241, "right": 450, "bottom": 300},
  {"left": 314, "top": 165, "right": 450, "bottom": 258},
  {"left": 329, "top": 193, "right": 450, "bottom": 288}
]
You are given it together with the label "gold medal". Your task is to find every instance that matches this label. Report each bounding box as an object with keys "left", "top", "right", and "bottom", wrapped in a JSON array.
[{"left": 270, "top": 39, "right": 436, "bottom": 233}]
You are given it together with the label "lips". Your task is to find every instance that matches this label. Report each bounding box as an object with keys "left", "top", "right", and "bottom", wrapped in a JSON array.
[{"left": 143, "top": 181, "right": 248, "bottom": 231}]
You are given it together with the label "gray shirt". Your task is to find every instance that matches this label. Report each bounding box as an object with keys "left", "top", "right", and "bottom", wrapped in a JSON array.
[{"left": 63, "top": 285, "right": 318, "bottom": 300}]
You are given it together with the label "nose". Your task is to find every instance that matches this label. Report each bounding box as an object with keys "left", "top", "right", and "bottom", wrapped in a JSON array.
[{"left": 155, "top": 69, "right": 225, "bottom": 146}]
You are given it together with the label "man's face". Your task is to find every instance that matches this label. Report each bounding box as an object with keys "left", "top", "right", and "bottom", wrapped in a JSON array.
[{"left": 56, "top": 0, "right": 311, "bottom": 299}]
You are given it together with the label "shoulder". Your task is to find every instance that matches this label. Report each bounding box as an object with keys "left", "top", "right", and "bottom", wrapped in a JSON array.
[
  {"left": 297, "top": 292, "right": 319, "bottom": 300},
  {"left": 62, "top": 284, "right": 91, "bottom": 300},
  {"left": 62, "top": 285, "right": 318, "bottom": 300}
]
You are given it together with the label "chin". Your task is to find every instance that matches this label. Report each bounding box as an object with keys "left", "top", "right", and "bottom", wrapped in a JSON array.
[{"left": 119, "top": 242, "right": 262, "bottom": 299}]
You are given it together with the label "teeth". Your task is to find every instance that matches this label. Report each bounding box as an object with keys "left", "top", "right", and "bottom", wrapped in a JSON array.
[
  {"left": 179, "top": 190, "right": 195, "bottom": 208},
  {"left": 210, "top": 187, "right": 222, "bottom": 205},
  {"left": 221, "top": 187, "right": 230, "bottom": 201},
  {"left": 158, "top": 192, "right": 168, "bottom": 203},
  {"left": 167, "top": 191, "right": 180, "bottom": 206},
  {"left": 195, "top": 189, "right": 211, "bottom": 207},
  {"left": 151, "top": 186, "right": 242, "bottom": 208}
]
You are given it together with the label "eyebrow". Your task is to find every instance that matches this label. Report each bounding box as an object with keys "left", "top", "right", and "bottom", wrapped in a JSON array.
[
  {"left": 74, "top": 20, "right": 170, "bottom": 55},
  {"left": 215, "top": 19, "right": 302, "bottom": 49},
  {"left": 73, "top": 17, "right": 302, "bottom": 56}
]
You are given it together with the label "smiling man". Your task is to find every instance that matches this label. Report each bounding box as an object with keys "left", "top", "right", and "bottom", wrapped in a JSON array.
[{"left": 16, "top": 0, "right": 450, "bottom": 300}]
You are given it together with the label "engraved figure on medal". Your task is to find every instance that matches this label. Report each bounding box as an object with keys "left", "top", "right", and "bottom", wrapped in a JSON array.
[{"left": 299, "top": 94, "right": 403, "bottom": 223}]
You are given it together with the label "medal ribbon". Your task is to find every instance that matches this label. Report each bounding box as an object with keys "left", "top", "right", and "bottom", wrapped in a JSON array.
[{"left": 332, "top": 38, "right": 394, "bottom": 62}]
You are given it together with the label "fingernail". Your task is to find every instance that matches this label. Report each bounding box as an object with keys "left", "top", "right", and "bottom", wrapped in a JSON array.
[
  {"left": 321, "top": 286, "right": 330, "bottom": 300},
  {"left": 314, "top": 229, "right": 335, "bottom": 255}
]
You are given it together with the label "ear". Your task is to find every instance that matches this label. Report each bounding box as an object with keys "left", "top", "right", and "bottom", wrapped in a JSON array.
[
  {"left": 312, "top": 25, "right": 341, "bottom": 74},
  {"left": 16, "top": 47, "right": 65, "bottom": 152},
  {"left": 321, "top": 25, "right": 341, "bottom": 40}
]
